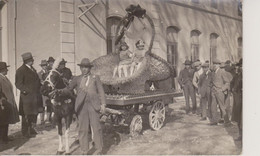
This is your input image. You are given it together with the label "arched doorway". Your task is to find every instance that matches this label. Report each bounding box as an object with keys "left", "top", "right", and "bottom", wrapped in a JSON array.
[{"left": 166, "top": 26, "right": 180, "bottom": 89}]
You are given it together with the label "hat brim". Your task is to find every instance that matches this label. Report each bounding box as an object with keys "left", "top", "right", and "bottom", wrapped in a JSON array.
[
  {"left": 24, "top": 58, "right": 34, "bottom": 62},
  {"left": 77, "top": 64, "right": 93, "bottom": 68},
  {"left": 0, "top": 65, "right": 10, "bottom": 71}
]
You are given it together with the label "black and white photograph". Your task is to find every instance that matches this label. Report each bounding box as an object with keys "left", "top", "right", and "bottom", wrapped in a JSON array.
[{"left": 0, "top": 0, "right": 251, "bottom": 155}]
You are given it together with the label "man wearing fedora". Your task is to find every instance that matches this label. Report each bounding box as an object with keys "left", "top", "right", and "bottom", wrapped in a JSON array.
[
  {"left": 218, "top": 62, "right": 233, "bottom": 123},
  {"left": 47, "top": 56, "right": 55, "bottom": 71},
  {"left": 178, "top": 60, "right": 196, "bottom": 114},
  {"left": 198, "top": 62, "right": 212, "bottom": 120},
  {"left": 38, "top": 60, "right": 52, "bottom": 124},
  {"left": 0, "top": 62, "right": 20, "bottom": 144},
  {"left": 15, "top": 52, "right": 43, "bottom": 137},
  {"left": 57, "top": 58, "right": 72, "bottom": 85},
  {"left": 210, "top": 58, "right": 233, "bottom": 126},
  {"left": 59, "top": 58, "right": 106, "bottom": 154}
]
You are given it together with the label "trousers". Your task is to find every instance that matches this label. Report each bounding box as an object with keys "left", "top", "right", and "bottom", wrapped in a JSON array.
[
  {"left": 21, "top": 114, "right": 37, "bottom": 135},
  {"left": 183, "top": 82, "right": 196, "bottom": 112},
  {"left": 78, "top": 103, "right": 103, "bottom": 152},
  {"left": 0, "top": 124, "right": 8, "bottom": 141},
  {"left": 211, "top": 90, "right": 229, "bottom": 123}
]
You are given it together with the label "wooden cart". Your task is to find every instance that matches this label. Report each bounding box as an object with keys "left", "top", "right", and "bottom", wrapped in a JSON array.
[{"left": 102, "top": 90, "right": 182, "bottom": 136}]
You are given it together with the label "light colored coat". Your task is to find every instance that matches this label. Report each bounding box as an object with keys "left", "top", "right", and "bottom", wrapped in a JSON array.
[{"left": 62, "top": 74, "right": 105, "bottom": 114}]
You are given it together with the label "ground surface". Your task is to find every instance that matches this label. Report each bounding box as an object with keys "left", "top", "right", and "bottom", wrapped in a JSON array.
[{"left": 0, "top": 96, "right": 242, "bottom": 155}]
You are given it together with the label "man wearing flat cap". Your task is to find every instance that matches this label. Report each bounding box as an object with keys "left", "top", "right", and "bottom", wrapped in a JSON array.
[
  {"left": 15, "top": 52, "right": 43, "bottom": 137},
  {"left": 178, "top": 60, "right": 196, "bottom": 114},
  {"left": 59, "top": 58, "right": 106, "bottom": 154},
  {"left": 0, "top": 62, "right": 19, "bottom": 143},
  {"left": 210, "top": 58, "right": 233, "bottom": 126}
]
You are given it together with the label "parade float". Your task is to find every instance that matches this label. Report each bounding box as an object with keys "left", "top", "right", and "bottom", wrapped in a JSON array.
[{"left": 91, "top": 5, "right": 180, "bottom": 135}]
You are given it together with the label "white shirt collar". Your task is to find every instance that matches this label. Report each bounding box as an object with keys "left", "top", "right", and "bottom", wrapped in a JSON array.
[
  {"left": 25, "top": 64, "right": 31, "bottom": 69},
  {"left": 0, "top": 73, "right": 5, "bottom": 78},
  {"left": 215, "top": 67, "right": 220, "bottom": 73}
]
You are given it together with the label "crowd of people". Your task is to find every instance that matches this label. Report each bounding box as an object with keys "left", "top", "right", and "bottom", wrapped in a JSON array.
[
  {"left": 0, "top": 50, "right": 243, "bottom": 154},
  {"left": 178, "top": 58, "right": 243, "bottom": 140},
  {"left": 0, "top": 52, "right": 106, "bottom": 154}
]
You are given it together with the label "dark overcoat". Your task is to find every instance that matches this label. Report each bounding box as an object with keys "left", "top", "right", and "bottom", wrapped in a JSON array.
[
  {"left": 231, "top": 71, "right": 242, "bottom": 122},
  {"left": 15, "top": 64, "right": 43, "bottom": 115},
  {"left": 0, "top": 74, "right": 20, "bottom": 125}
]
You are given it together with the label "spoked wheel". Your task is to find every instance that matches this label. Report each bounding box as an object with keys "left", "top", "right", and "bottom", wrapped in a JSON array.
[
  {"left": 129, "top": 115, "right": 142, "bottom": 136},
  {"left": 149, "top": 101, "right": 165, "bottom": 130}
]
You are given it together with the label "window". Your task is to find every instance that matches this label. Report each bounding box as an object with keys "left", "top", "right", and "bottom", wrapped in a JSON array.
[
  {"left": 106, "top": 16, "right": 122, "bottom": 54},
  {"left": 166, "top": 26, "right": 180, "bottom": 89},
  {"left": 238, "top": 37, "right": 242, "bottom": 59},
  {"left": 210, "top": 33, "right": 219, "bottom": 64},
  {"left": 211, "top": 0, "right": 218, "bottom": 9},
  {"left": 191, "top": 30, "right": 201, "bottom": 62}
]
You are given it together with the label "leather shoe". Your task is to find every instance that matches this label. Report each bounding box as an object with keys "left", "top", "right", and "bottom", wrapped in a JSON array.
[
  {"left": 209, "top": 122, "right": 218, "bottom": 126},
  {"left": 30, "top": 128, "right": 38, "bottom": 135},
  {"left": 200, "top": 117, "right": 207, "bottom": 121},
  {"left": 224, "top": 122, "right": 232, "bottom": 127},
  {"left": 3, "top": 137, "right": 14, "bottom": 142},
  {"left": 218, "top": 119, "right": 224, "bottom": 124}
]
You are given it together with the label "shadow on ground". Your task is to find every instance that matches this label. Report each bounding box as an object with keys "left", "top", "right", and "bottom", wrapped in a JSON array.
[{"left": 0, "top": 122, "right": 56, "bottom": 153}]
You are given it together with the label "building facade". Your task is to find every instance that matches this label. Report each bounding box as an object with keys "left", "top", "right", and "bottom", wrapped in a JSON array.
[{"left": 0, "top": 0, "right": 242, "bottom": 94}]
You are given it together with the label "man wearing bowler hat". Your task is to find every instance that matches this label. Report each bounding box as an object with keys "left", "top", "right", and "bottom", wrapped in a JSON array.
[
  {"left": 59, "top": 58, "right": 106, "bottom": 154},
  {"left": 0, "top": 62, "right": 20, "bottom": 144},
  {"left": 210, "top": 58, "right": 232, "bottom": 126},
  {"left": 15, "top": 52, "right": 43, "bottom": 137},
  {"left": 178, "top": 60, "right": 196, "bottom": 114}
]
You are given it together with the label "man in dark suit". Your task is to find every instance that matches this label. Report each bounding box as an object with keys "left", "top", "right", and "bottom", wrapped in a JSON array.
[
  {"left": 231, "top": 59, "right": 242, "bottom": 140},
  {"left": 15, "top": 52, "right": 43, "bottom": 137},
  {"left": 60, "top": 58, "right": 106, "bottom": 155},
  {"left": 210, "top": 59, "right": 233, "bottom": 126},
  {"left": 198, "top": 62, "right": 212, "bottom": 120},
  {"left": 178, "top": 60, "right": 196, "bottom": 114}
]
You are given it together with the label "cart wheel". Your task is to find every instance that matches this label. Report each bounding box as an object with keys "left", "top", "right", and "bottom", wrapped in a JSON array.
[
  {"left": 129, "top": 115, "right": 142, "bottom": 136},
  {"left": 149, "top": 101, "right": 165, "bottom": 130}
]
